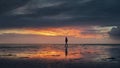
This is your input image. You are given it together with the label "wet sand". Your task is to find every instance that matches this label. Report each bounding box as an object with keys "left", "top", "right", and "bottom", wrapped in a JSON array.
[
  {"left": 0, "top": 58, "right": 120, "bottom": 68},
  {"left": 0, "top": 44, "right": 120, "bottom": 68}
]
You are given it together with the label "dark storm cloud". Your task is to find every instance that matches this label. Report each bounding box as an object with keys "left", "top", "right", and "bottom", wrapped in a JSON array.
[
  {"left": 0, "top": 0, "right": 30, "bottom": 14},
  {"left": 0, "top": 0, "right": 120, "bottom": 29},
  {"left": 109, "top": 26, "right": 120, "bottom": 40}
]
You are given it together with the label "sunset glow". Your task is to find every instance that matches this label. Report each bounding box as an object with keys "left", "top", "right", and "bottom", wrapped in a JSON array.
[
  {"left": 0, "top": 0, "right": 120, "bottom": 68},
  {"left": 0, "top": 27, "right": 109, "bottom": 39}
]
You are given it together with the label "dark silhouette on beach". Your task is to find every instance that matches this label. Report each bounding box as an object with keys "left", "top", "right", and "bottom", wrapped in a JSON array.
[
  {"left": 65, "top": 37, "right": 68, "bottom": 45},
  {"left": 65, "top": 37, "right": 68, "bottom": 56}
]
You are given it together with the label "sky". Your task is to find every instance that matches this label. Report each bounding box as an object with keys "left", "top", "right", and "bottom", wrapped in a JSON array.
[{"left": 0, "top": 0, "right": 120, "bottom": 44}]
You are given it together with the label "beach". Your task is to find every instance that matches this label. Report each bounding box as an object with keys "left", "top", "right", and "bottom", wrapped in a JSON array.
[{"left": 0, "top": 44, "right": 120, "bottom": 68}]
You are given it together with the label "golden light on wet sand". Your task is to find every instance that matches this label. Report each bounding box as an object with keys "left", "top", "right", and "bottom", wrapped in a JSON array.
[{"left": 17, "top": 47, "right": 82, "bottom": 60}]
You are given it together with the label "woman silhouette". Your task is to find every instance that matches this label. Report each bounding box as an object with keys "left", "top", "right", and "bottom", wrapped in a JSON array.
[{"left": 65, "top": 37, "right": 68, "bottom": 44}]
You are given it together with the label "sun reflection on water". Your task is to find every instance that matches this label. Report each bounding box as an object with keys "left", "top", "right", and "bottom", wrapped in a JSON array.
[
  {"left": 0, "top": 44, "right": 113, "bottom": 63},
  {"left": 17, "top": 47, "right": 82, "bottom": 60}
]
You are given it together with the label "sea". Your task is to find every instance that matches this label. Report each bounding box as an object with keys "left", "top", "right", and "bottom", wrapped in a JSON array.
[{"left": 0, "top": 44, "right": 120, "bottom": 68}]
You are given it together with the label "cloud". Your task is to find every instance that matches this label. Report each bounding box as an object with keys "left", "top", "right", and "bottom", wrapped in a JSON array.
[
  {"left": 0, "top": 32, "right": 118, "bottom": 44},
  {"left": 109, "top": 26, "right": 120, "bottom": 40},
  {"left": 0, "top": 0, "right": 30, "bottom": 15},
  {"left": 0, "top": 26, "right": 110, "bottom": 39},
  {"left": 0, "top": 0, "right": 120, "bottom": 29},
  {"left": 0, "top": 33, "right": 64, "bottom": 44}
]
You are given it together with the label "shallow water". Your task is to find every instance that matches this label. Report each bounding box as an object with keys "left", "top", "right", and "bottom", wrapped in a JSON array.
[
  {"left": 0, "top": 44, "right": 120, "bottom": 68},
  {"left": 0, "top": 44, "right": 120, "bottom": 62}
]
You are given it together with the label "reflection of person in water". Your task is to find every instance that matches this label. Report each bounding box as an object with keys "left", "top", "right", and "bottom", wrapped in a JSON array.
[
  {"left": 65, "top": 47, "right": 68, "bottom": 56},
  {"left": 65, "top": 37, "right": 68, "bottom": 56}
]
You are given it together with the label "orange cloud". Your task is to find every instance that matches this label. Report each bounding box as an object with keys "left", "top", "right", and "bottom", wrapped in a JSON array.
[
  {"left": 0, "top": 27, "right": 108, "bottom": 39},
  {"left": 26, "top": 27, "right": 105, "bottom": 39}
]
